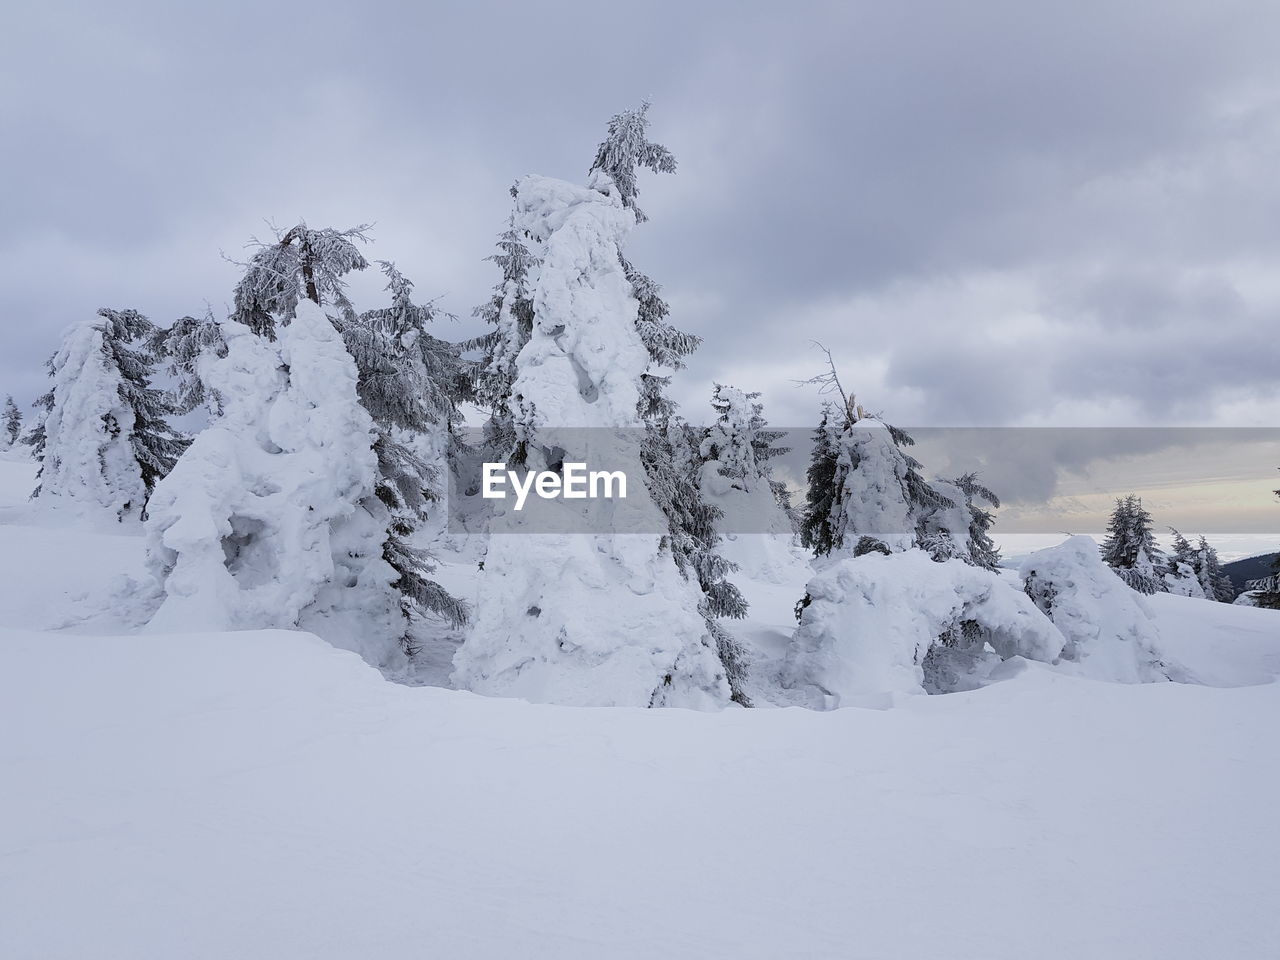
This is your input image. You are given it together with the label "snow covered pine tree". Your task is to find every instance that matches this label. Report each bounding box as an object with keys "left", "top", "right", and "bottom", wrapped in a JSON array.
[
  {"left": 1164, "top": 528, "right": 1208, "bottom": 598},
  {"left": 22, "top": 309, "right": 187, "bottom": 519},
  {"left": 691, "top": 383, "right": 807, "bottom": 587},
  {"left": 1193, "top": 535, "right": 1236, "bottom": 603},
  {"left": 797, "top": 345, "right": 952, "bottom": 557},
  {"left": 146, "top": 225, "right": 465, "bottom": 669},
  {"left": 467, "top": 221, "right": 536, "bottom": 462},
  {"left": 149, "top": 312, "right": 228, "bottom": 416},
  {"left": 2, "top": 395, "right": 21, "bottom": 449},
  {"left": 341, "top": 260, "right": 472, "bottom": 649},
  {"left": 1101, "top": 495, "right": 1166, "bottom": 594},
  {"left": 455, "top": 104, "right": 750, "bottom": 707}
]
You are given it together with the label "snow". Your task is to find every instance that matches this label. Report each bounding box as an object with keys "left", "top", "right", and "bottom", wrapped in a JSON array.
[
  {"left": 1165, "top": 561, "right": 1208, "bottom": 598},
  {"left": 3, "top": 623, "right": 1279, "bottom": 959},
  {"left": 698, "top": 461, "right": 809, "bottom": 583},
  {"left": 454, "top": 174, "right": 728, "bottom": 708},
  {"left": 25, "top": 318, "right": 148, "bottom": 520},
  {"left": 1019, "top": 536, "right": 1170, "bottom": 683},
  {"left": 830, "top": 418, "right": 918, "bottom": 552},
  {"left": 3, "top": 453, "right": 1280, "bottom": 958},
  {"left": 144, "top": 302, "right": 401, "bottom": 669},
  {"left": 784, "top": 550, "right": 1065, "bottom": 703}
]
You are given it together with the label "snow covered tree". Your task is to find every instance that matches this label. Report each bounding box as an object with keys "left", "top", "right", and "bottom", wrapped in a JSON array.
[
  {"left": 799, "top": 403, "right": 841, "bottom": 555},
  {"left": 230, "top": 222, "right": 370, "bottom": 337},
  {"left": 587, "top": 104, "right": 699, "bottom": 424},
  {"left": 2, "top": 395, "right": 20, "bottom": 448},
  {"left": 1169, "top": 527, "right": 1195, "bottom": 569},
  {"left": 233, "top": 223, "right": 468, "bottom": 652},
  {"left": 922, "top": 473, "right": 1003, "bottom": 571},
  {"left": 1194, "top": 535, "right": 1236, "bottom": 603},
  {"left": 587, "top": 101, "right": 676, "bottom": 223},
  {"left": 455, "top": 108, "right": 746, "bottom": 708},
  {"left": 691, "top": 384, "right": 806, "bottom": 589},
  {"left": 644, "top": 416, "right": 752, "bottom": 704},
  {"left": 149, "top": 311, "right": 228, "bottom": 416},
  {"left": 1101, "top": 495, "right": 1166, "bottom": 594},
  {"left": 467, "top": 221, "right": 536, "bottom": 462},
  {"left": 1021, "top": 536, "right": 1168, "bottom": 682},
  {"left": 797, "top": 347, "right": 952, "bottom": 556},
  {"left": 785, "top": 550, "right": 1065, "bottom": 703},
  {"left": 24, "top": 309, "right": 187, "bottom": 519},
  {"left": 146, "top": 300, "right": 405, "bottom": 669},
  {"left": 1163, "top": 528, "right": 1207, "bottom": 598},
  {"left": 699, "top": 383, "right": 789, "bottom": 496},
  {"left": 339, "top": 260, "right": 471, "bottom": 646},
  {"left": 149, "top": 226, "right": 467, "bottom": 670}
]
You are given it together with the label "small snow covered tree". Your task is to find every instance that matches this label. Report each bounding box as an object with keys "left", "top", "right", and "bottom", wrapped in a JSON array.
[
  {"left": 921, "top": 473, "right": 1003, "bottom": 570},
  {"left": 1169, "top": 527, "right": 1196, "bottom": 570},
  {"left": 699, "top": 384, "right": 791, "bottom": 504},
  {"left": 1021, "top": 536, "right": 1169, "bottom": 682},
  {"left": 1164, "top": 527, "right": 1207, "bottom": 597},
  {"left": 644, "top": 416, "right": 752, "bottom": 704},
  {"left": 1101, "top": 495, "right": 1166, "bottom": 594},
  {"left": 799, "top": 403, "right": 841, "bottom": 555},
  {"left": 693, "top": 384, "right": 807, "bottom": 589},
  {"left": 1193, "top": 535, "right": 1236, "bottom": 603},
  {"left": 230, "top": 222, "right": 370, "bottom": 337},
  {"left": 797, "top": 346, "right": 952, "bottom": 556},
  {"left": 2, "top": 395, "right": 21, "bottom": 448},
  {"left": 24, "top": 309, "right": 187, "bottom": 519}
]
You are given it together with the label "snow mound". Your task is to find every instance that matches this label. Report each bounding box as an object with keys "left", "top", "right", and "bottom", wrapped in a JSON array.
[
  {"left": 144, "top": 302, "right": 402, "bottom": 669},
  {"left": 784, "top": 550, "right": 1065, "bottom": 705},
  {"left": 1019, "top": 536, "right": 1170, "bottom": 683}
]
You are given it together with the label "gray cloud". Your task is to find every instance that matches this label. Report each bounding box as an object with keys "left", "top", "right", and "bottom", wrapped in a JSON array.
[{"left": 3, "top": 0, "right": 1279, "bottom": 459}]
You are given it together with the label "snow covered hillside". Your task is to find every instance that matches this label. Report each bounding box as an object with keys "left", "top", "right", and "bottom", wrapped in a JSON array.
[{"left": 3, "top": 453, "right": 1280, "bottom": 959}]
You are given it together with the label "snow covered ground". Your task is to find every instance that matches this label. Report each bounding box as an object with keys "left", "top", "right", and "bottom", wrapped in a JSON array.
[{"left": 2, "top": 451, "right": 1279, "bottom": 958}]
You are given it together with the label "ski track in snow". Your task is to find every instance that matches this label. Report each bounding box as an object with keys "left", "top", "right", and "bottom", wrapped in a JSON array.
[{"left": 2, "top": 453, "right": 1279, "bottom": 959}]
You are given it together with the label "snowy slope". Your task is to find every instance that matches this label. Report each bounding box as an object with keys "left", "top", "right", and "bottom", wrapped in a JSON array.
[{"left": 3, "top": 454, "right": 1280, "bottom": 958}]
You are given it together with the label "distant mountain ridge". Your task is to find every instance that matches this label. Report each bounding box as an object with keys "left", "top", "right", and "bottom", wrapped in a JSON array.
[{"left": 1224, "top": 552, "right": 1280, "bottom": 593}]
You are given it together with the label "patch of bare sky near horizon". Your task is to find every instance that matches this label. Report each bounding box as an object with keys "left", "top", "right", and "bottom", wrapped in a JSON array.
[{"left": 2, "top": 1, "right": 1279, "bottom": 518}]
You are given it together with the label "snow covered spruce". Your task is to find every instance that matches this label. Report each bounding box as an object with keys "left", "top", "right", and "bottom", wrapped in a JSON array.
[
  {"left": 454, "top": 105, "right": 751, "bottom": 708},
  {"left": 21, "top": 308, "right": 187, "bottom": 521},
  {"left": 144, "top": 224, "right": 468, "bottom": 670}
]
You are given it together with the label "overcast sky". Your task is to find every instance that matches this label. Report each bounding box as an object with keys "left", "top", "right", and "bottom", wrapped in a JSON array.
[{"left": 2, "top": 1, "right": 1278, "bottom": 523}]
